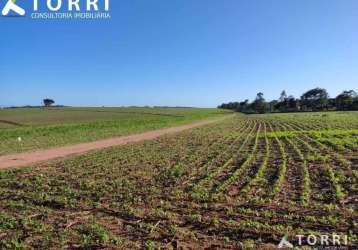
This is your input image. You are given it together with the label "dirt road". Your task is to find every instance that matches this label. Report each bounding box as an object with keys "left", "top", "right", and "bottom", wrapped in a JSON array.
[{"left": 0, "top": 116, "right": 230, "bottom": 170}]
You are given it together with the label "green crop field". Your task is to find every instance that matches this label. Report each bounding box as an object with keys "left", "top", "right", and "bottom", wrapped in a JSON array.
[
  {"left": 0, "top": 107, "right": 229, "bottom": 155},
  {"left": 0, "top": 111, "right": 357, "bottom": 249}
]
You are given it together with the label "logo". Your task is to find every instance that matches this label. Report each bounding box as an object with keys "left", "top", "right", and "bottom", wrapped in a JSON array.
[
  {"left": 2, "top": 0, "right": 25, "bottom": 16},
  {"left": 278, "top": 233, "right": 293, "bottom": 248},
  {"left": 2, "top": 0, "right": 111, "bottom": 19},
  {"left": 277, "top": 232, "right": 350, "bottom": 249}
]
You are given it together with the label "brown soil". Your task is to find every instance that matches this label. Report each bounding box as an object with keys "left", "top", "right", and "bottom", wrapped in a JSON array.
[
  {"left": 0, "top": 119, "right": 25, "bottom": 127},
  {"left": 0, "top": 117, "right": 229, "bottom": 170}
]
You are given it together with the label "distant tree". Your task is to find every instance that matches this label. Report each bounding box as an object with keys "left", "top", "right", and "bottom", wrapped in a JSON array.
[
  {"left": 251, "top": 92, "right": 268, "bottom": 113},
  {"left": 353, "top": 96, "right": 358, "bottom": 110},
  {"left": 327, "top": 98, "right": 336, "bottom": 110},
  {"left": 43, "top": 99, "right": 55, "bottom": 107},
  {"left": 275, "top": 100, "right": 285, "bottom": 112},
  {"left": 286, "top": 95, "right": 300, "bottom": 111},
  {"left": 274, "top": 93, "right": 300, "bottom": 112},
  {"left": 237, "top": 99, "right": 249, "bottom": 112},
  {"left": 335, "top": 90, "right": 357, "bottom": 110},
  {"left": 218, "top": 101, "right": 240, "bottom": 110},
  {"left": 279, "top": 90, "right": 287, "bottom": 103},
  {"left": 269, "top": 100, "right": 278, "bottom": 112},
  {"left": 256, "top": 92, "right": 265, "bottom": 102},
  {"left": 301, "top": 87, "right": 329, "bottom": 111},
  {"left": 276, "top": 91, "right": 287, "bottom": 112}
]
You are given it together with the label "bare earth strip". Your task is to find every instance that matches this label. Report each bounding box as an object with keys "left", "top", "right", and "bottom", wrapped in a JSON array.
[
  {"left": 0, "top": 116, "right": 231, "bottom": 170},
  {"left": 0, "top": 119, "right": 26, "bottom": 127}
]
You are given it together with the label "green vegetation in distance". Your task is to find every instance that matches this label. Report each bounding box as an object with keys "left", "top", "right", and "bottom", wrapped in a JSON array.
[
  {"left": 219, "top": 87, "right": 358, "bottom": 113},
  {"left": 0, "top": 107, "right": 230, "bottom": 155}
]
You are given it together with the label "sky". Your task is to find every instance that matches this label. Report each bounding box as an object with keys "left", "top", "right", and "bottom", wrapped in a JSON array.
[{"left": 0, "top": 0, "right": 357, "bottom": 107}]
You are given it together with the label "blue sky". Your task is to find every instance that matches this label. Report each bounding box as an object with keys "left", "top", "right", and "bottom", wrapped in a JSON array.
[{"left": 1, "top": 0, "right": 357, "bottom": 107}]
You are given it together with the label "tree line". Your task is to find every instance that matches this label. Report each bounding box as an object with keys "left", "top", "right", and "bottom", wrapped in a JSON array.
[{"left": 218, "top": 88, "right": 358, "bottom": 113}]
